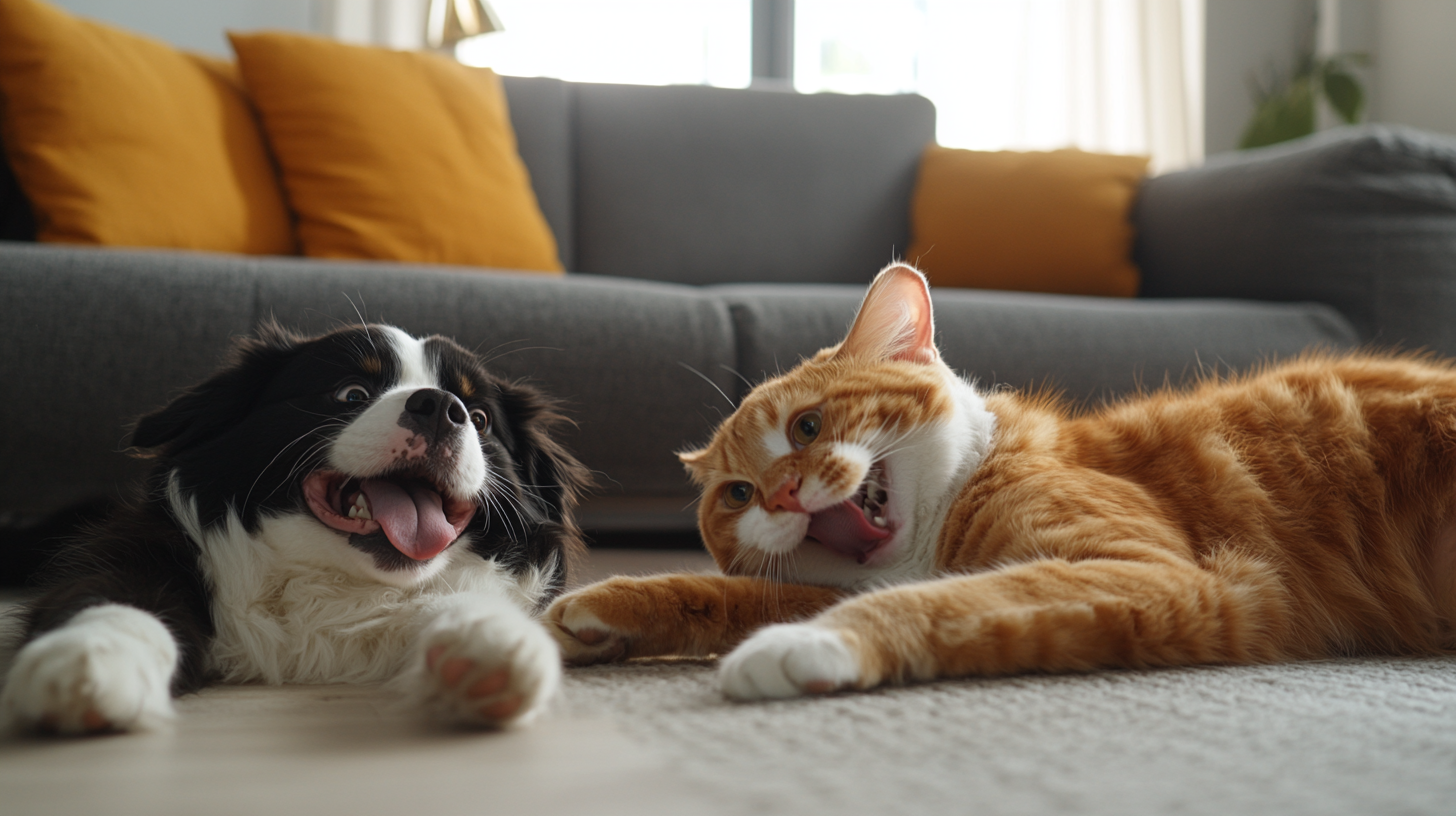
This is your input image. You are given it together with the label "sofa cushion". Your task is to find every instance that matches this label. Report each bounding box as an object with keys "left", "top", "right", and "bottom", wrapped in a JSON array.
[
  {"left": 0, "top": 244, "right": 259, "bottom": 514},
  {"left": 249, "top": 263, "right": 738, "bottom": 503},
  {"left": 714, "top": 284, "right": 1360, "bottom": 405},
  {"left": 0, "top": 243, "right": 738, "bottom": 519},
  {"left": 230, "top": 31, "right": 561, "bottom": 273},
  {"left": 572, "top": 83, "right": 935, "bottom": 285},
  {"left": 0, "top": 0, "right": 294, "bottom": 253},
  {"left": 907, "top": 146, "right": 1148, "bottom": 297},
  {"left": 1135, "top": 125, "right": 1456, "bottom": 357}
]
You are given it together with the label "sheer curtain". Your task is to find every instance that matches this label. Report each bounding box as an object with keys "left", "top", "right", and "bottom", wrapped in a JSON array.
[
  {"left": 318, "top": 0, "right": 1204, "bottom": 173},
  {"left": 313, "top": 0, "right": 430, "bottom": 50},
  {"left": 797, "top": 0, "right": 1204, "bottom": 173}
]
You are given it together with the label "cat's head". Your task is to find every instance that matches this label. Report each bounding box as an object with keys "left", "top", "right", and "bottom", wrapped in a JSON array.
[{"left": 680, "top": 264, "right": 995, "bottom": 588}]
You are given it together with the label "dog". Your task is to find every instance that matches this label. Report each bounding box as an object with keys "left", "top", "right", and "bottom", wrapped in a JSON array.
[{"left": 1, "top": 322, "right": 589, "bottom": 734}]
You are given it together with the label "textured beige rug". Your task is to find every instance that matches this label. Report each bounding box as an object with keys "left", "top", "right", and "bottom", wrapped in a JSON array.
[
  {"left": 4, "top": 548, "right": 1456, "bottom": 816},
  {"left": 558, "top": 655, "right": 1456, "bottom": 816}
]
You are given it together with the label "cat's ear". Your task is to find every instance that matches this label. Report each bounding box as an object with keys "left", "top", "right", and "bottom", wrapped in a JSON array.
[
  {"left": 835, "top": 263, "right": 939, "bottom": 365},
  {"left": 678, "top": 447, "right": 707, "bottom": 466}
]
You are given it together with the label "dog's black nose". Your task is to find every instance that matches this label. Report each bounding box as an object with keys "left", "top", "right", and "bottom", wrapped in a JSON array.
[{"left": 405, "top": 388, "right": 468, "bottom": 427}]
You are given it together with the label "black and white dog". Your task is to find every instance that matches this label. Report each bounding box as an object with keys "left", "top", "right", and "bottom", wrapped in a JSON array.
[{"left": 1, "top": 323, "right": 589, "bottom": 733}]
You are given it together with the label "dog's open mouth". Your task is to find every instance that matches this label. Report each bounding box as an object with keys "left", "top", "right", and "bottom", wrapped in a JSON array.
[
  {"left": 303, "top": 470, "right": 477, "bottom": 561},
  {"left": 805, "top": 460, "right": 893, "bottom": 564}
]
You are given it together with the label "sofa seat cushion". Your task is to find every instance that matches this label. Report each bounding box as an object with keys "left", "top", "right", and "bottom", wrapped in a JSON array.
[
  {"left": 714, "top": 284, "right": 1359, "bottom": 406},
  {"left": 0, "top": 244, "right": 736, "bottom": 517}
]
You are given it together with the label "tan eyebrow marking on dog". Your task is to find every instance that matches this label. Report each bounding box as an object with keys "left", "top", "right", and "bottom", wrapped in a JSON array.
[
  {"left": 458, "top": 376, "right": 476, "bottom": 398},
  {"left": 361, "top": 356, "right": 382, "bottom": 375}
]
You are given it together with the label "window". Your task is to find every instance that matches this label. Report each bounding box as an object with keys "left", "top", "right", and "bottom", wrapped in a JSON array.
[
  {"left": 456, "top": 0, "right": 751, "bottom": 88},
  {"left": 449, "top": 0, "right": 1202, "bottom": 171}
]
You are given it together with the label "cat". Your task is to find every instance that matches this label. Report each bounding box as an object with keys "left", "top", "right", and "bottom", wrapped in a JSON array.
[{"left": 547, "top": 263, "right": 1456, "bottom": 699}]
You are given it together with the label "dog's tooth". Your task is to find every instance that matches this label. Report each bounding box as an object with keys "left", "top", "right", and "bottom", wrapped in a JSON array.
[
  {"left": 873, "top": 516, "right": 887, "bottom": 528},
  {"left": 347, "top": 505, "right": 359, "bottom": 519}
]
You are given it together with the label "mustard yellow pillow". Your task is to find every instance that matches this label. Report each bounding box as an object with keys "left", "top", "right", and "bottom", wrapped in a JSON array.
[
  {"left": 0, "top": 0, "right": 294, "bottom": 253},
  {"left": 229, "top": 31, "right": 561, "bottom": 273},
  {"left": 906, "top": 145, "right": 1148, "bottom": 298}
]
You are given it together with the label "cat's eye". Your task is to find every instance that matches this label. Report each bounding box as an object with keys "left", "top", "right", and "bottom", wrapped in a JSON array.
[
  {"left": 723, "top": 481, "right": 755, "bottom": 509},
  {"left": 334, "top": 384, "right": 371, "bottom": 404},
  {"left": 790, "top": 409, "right": 823, "bottom": 448},
  {"left": 469, "top": 409, "right": 489, "bottom": 433}
]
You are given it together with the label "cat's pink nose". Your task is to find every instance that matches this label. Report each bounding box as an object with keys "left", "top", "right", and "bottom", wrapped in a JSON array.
[{"left": 767, "top": 474, "right": 806, "bottom": 513}]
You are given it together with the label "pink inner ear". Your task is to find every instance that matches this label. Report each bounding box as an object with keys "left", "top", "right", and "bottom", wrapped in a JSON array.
[{"left": 836, "top": 264, "right": 938, "bottom": 364}]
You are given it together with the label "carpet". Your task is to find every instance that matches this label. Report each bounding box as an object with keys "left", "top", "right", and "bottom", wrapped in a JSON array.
[{"left": 557, "top": 655, "right": 1456, "bottom": 816}]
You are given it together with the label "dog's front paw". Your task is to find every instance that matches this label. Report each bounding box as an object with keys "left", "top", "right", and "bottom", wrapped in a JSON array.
[
  {"left": 404, "top": 603, "right": 561, "bottom": 728},
  {"left": 1, "top": 605, "right": 178, "bottom": 735},
  {"left": 719, "top": 624, "right": 860, "bottom": 701}
]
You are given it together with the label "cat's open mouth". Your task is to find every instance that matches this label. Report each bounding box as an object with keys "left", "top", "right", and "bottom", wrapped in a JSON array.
[{"left": 805, "top": 460, "right": 894, "bottom": 564}]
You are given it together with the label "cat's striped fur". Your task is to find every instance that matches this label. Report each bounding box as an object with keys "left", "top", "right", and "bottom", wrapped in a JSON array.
[{"left": 549, "top": 264, "right": 1456, "bottom": 699}]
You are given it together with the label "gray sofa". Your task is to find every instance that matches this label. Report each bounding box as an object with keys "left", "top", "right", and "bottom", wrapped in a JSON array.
[{"left": 3, "top": 76, "right": 1454, "bottom": 554}]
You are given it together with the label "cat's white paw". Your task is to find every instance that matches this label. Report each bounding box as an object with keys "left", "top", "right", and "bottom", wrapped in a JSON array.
[
  {"left": 1, "top": 604, "right": 178, "bottom": 735},
  {"left": 400, "top": 600, "right": 561, "bottom": 728},
  {"left": 719, "top": 623, "right": 860, "bottom": 701}
]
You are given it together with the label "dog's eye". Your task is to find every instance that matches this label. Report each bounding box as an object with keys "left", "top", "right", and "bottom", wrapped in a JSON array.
[
  {"left": 723, "top": 481, "right": 754, "bottom": 509},
  {"left": 469, "top": 409, "right": 489, "bottom": 433},
  {"left": 790, "top": 409, "right": 822, "bottom": 448},
  {"left": 334, "top": 384, "right": 371, "bottom": 404}
]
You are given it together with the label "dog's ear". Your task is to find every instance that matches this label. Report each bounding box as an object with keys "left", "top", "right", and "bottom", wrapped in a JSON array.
[
  {"left": 493, "top": 379, "right": 593, "bottom": 578},
  {"left": 501, "top": 383, "right": 593, "bottom": 525},
  {"left": 131, "top": 323, "right": 302, "bottom": 456}
]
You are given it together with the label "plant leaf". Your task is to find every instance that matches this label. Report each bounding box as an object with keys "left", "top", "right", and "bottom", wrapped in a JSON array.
[
  {"left": 1323, "top": 69, "right": 1364, "bottom": 124},
  {"left": 1239, "top": 77, "right": 1316, "bottom": 149}
]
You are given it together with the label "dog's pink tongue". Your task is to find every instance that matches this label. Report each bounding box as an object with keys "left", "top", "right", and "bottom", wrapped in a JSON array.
[
  {"left": 360, "top": 479, "right": 456, "bottom": 561},
  {"left": 806, "top": 500, "right": 891, "bottom": 563}
]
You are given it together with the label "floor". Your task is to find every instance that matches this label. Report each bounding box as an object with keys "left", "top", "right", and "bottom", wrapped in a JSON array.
[
  {"left": 1, "top": 548, "right": 721, "bottom": 816},
  {"left": 6, "top": 549, "right": 1456, "bottom": 816}
]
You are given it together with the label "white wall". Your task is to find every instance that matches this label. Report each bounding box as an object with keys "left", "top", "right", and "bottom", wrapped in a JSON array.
[
  {"left": 1203, "top": 0, "right": 1314, "bottom": 156},
  {"left": 1373, "top": 0, "right": 1456, "bottom": 136},
  {"left": 1203, "top": 0, "right": 1456, "bottom": 157},
  {"left": 50, "top": 0, "right": 316, "bottom": 55}
]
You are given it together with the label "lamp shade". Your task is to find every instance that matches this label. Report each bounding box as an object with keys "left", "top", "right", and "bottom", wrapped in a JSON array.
[{"left": 426, "top": 0, "right": 502, "bottom": 49}]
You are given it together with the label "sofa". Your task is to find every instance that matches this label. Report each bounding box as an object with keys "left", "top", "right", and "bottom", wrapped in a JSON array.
[{"left": 3, "top": 75, "right": 1455, "bottom": 571}]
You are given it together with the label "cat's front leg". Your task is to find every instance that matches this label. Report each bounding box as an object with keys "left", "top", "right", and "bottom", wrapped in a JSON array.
[
  {"left": 720, "top": 557, "right": 1289, "bottom": 700},
  {"left": 395, "top": 593, "right": 561, "bottom": 728},
  {"left": 547, "top": 574, "right": 845, "bottom": 663}
]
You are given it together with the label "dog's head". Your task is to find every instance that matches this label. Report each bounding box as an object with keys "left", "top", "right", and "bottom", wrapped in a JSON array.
[{"left": 130, "top": 322, "right": 589, "bottom": 591}]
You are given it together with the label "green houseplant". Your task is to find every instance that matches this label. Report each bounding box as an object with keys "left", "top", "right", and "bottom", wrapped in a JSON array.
[{"left": 1239, "top": 51, "right": 1369, "bottom": 150}]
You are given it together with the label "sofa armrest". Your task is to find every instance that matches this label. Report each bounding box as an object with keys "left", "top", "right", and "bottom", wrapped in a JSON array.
[{"left": 1133, "top": 125, "right": 1456, "bottom": 356}]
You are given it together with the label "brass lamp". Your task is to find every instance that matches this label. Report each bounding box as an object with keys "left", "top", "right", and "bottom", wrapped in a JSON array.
[{"left": 426, "top": 0, "right": 503, "bottom": 50}]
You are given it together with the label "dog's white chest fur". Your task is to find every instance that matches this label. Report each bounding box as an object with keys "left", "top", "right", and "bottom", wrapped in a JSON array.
[{"left": 191, "top": 511, "right": 551, "bottom": 686}]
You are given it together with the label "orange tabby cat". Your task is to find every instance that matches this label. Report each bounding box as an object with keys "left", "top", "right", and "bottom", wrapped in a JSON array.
[{"left": 549, "top": 263, "right": 1456, "bottom": 699}]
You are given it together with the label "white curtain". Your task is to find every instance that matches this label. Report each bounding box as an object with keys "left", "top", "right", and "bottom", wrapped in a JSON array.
[
  {"left": 314, "top": 0, "right": 429, "bottom": 50},
  {"left": 798, "top": 0, "right": 1205, "bottom": 173}
]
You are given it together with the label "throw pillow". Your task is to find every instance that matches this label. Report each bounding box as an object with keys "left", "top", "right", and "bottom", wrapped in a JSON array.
[
  {"left": 0, "top": 0, "right": 294, "bottom": 253},
  {"left": 229, "top": 31, "right": 561, "bottom": 273},
  {"left": 906, "top": 145, "right": 1149, "bottom": 298}
]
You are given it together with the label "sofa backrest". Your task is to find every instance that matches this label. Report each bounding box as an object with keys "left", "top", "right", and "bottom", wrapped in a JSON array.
[
  {"left": 0, "top": 75, "right": 936, "bottom": 284},
  {"left": 502, "top": 77, "right": 936, "bottom": 285}
]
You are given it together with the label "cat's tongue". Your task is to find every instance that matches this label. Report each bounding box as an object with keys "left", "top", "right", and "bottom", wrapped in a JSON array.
[
  {"left": 807, "top": 500, "right": 892, "bottom": 564},
  {"left": 360, "top": 479, "right": 457, "bottom": 561}
]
